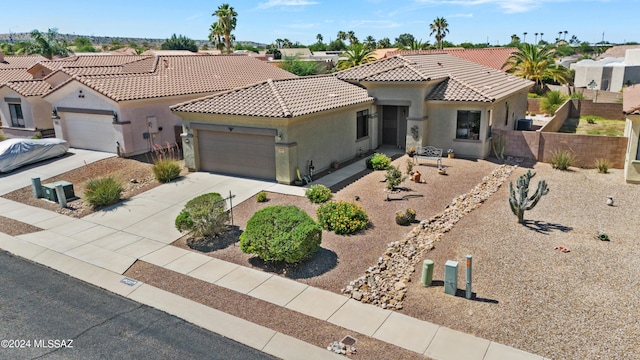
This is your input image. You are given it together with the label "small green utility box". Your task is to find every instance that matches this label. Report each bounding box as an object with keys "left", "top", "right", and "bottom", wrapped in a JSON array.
[{"left": 42, "top": 181, "right": 75, "bottom": 202}]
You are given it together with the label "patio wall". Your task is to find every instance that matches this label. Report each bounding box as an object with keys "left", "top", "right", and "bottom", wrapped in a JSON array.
[
  {"left": 528, "top": 98, "right": 624, "bottom": 120},
  {"left": 539, "top": 100, "right": 572, "bottom": 133},
  {"left": 494, "top": 129, "right": 627, "bottom": 169}
]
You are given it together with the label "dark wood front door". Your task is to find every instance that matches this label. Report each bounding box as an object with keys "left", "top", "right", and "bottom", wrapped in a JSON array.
[{"left": 382, "top": 106, "right": 398, "bottom": 146}]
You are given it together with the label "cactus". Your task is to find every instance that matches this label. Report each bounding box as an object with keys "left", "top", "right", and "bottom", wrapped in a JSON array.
[
  {"left": 491, "top": 133, "right": 507, "bottom": 161},
  {"left": 509, "top": 170, "right": 549, "bottom": 224}
]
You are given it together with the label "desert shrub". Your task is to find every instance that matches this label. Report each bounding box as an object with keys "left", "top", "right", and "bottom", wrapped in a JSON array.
[
  {"left": 395, "top": 210, "right": 409, "bottom": 225},
  {"left": 527, "top": 93, "right": 540, "bottom": 98},
  {"left": 31, "top": 134, "right": 41, "bottom": 139},
  {"left": 595, "top": 158, "right": 610, "bottom": 174},
  {"left": 239, "top": 205, "right": 321, "bottom": 263},
  {"left": 405, "top": 159, "right": 414, "bottom": 175},
  {"left": 405, "top": 208, "right": 417, "bottom": 222},
  {"left": 550, "top": 149, "right": 575, "bottom": 170},
  {"left": 540, "top": 90, "right": 568, "bottom": 115},
  {"left": 305, "top": 184, "right": 332, "bottom": 203},
  {"left": 367, "top": 153, "right": 391, "bottom": 170},
  {"left": 175, "top": 192, "right": 229, "bottom": 238},
  {"left": 151, "top": 143, "right": 181, "bottom": 183},
  {"left": 84, "top": 176, "right": 123, "bottom": 208},
  {"left": 0, "top": 134, "right": 6, "bottom": 141},
  {"left": 384, "top": 165, "right": 407, "bottom": 190},
  {"left": 570, "top": 92, "right": 585, "bottom": 99},
  {"left": 256, "top": 191, "right": 268, "bottom": 202},
  {"left": 316, "top": 201, "right": 369, "bottom": 235}
]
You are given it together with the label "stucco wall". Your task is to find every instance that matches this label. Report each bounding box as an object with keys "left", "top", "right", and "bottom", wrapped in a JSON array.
[
  {"left": 624, "top": 115, "right": 640, "bottom": 183},
  {"left": 539, "top": 99, "right": 572, "bottom": 132}
]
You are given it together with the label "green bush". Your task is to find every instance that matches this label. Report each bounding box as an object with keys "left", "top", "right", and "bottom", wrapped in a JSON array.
[
  {"left": 366, "top": 153, "right": 391, "bottom": 170},
  {"left": 540, "top": 90, "right": 568, "bottom": 115},
  {"left": 527, "top": 93, "right": 540, "bottom": 98},
  {"left": 550, "top": 149, "right": 575, "bottom": 170},
  {"left": 570, "top": 92, "right": 585, "bottom": 99},
  {"left": 31, "top": 134, "right": 42, "bottom": 139},
  {"left": 152, "top": 159, "right": 181, "bottom": 183},
  {"left": 256, "top": 191, "right": 268, "bottom": 202},
  {"left": 0, "top": 134, "right": 6, "bottom": 141},
  {"left": 175, "top": 193, "right": 229, "bottom": 238},
  {"left": 317, "top": 201, "right": 369, "bottom": 235},
  {"left": 595, "top": 158, "right": 609, "bottom": 174},
  {"left": 405, "top": 208, "right": 417, "bottom": 222},
  {"left": 395, "top": 210, "right": 409, "bottom": 225},
  {"left": 84, "top": 176, "right": 123, "bottom": 208},
  {"left": 384, "top": 165, "right": 407, "bottom": 190},
  {"left": 240, "top": 205, "right": 321, "bottom": 263},
  {"left": 305, "top": 184, "right": 332, "bottom": 203}
]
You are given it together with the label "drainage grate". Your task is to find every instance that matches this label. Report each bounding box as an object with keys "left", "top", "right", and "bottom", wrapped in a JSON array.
[{"left": 340, "top": 335, "right": 357, "bottom": 346}]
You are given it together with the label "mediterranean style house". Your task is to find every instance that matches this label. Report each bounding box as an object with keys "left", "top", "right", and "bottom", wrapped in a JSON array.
[
  {"left": 173, "top": 53, "right": 533, "bottom": 184},
  {"left": 623, "top": 84, "right": 640, "bottom": 183}
]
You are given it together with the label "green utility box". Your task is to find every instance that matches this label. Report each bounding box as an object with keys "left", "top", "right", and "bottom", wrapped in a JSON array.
[
  {"left": 42, "top": 181, "right": 75, "bottom": 202},
  {"left": 421, "top": 259, "right": 434, "bottom": 287},
  {"left": 444, "top": 260, "right": 459, "bottom": 296}
]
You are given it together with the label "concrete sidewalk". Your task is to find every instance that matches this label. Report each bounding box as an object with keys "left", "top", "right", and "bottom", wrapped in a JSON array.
[{"left": 0, "top": 148, "right": 548, "bottom": 359}]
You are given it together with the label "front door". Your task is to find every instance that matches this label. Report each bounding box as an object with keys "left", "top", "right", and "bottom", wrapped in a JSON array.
[{"left": 382, "top": 106, "right": 398, "bottom": 146}]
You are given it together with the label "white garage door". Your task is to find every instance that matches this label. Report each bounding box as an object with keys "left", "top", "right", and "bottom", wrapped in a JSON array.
[
  {"left": 64, "top": 113, "right": 117, "bottom": 153},
  {"left": 198, "top": 130, "right": 276, "bottom": 180}
]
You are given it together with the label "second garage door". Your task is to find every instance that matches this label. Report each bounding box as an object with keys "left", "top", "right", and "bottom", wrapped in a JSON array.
[
  {"left": 64, "top": 113, "right": 117, "bottom": 153},
  {"left": 198, "top": 130, "right": 276, "bottom": 180}
]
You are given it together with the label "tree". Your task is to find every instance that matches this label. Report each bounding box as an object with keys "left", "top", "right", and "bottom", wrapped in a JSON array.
[
  {"left": 569, "top": 35, "right": 580, "bottom": 45},
  {"left": 279, "top": 56, "right": 320, "bottom": 76},
  {"left": 510, "top": 34, "right": 521, "bottom": 45},
  {"left": 161, "top": 34, "right": 197, "bottom": 52},
  {"left": 563, "top": 30, "right": 568, "bottom": 40},
  {"left": 213, "top": 3, "right": 237, "bottom": 54},
  {"left": 338, "top": 43, "right": 375, "bottom": 70},
  {"left": 316, "top": 33, "right": 323, "bottom": 42},
  {"left": 72, "top": 37, "right": 98, "bottom": 52},
  {"left": 429, "top": 17, "right": 449, "bottom": 50},
  {"left": 327, "top": 38, "right": 347, "bottom": 51},
  {"left": 394, "top": 33, "right": 415, "bottom": 48},
  {"left": 377, "top": 37, "right": 391, "bottom": 48},
  {"left": 347, "top": 30, "right": 358, "bottom": 45},
  {"left": 523, "top": 32, "right": 527, "bottom": 43},
  {"left": 282, "top": 38, "right": 293, "bottom": 48},
  {"left": 209, "top": 21, "right": 224, "bottom": 51},
  {"left": 503, "top": 43, "right": 570, "bottom": 93},
  {"left": 534, "top": 32, "right": 539, "bottom": 43},
  {"left": 407, "top": 39, "right": 430, "bottom": 50},
  {"left": 336, "top": 31, "right": 347, "bottom": 41},
  {"left": 26, "top": 29, "right": 69, "bottom": 59},
  {"left": 266, "top": 47, "right": 282, "bottom": 59},
  {"left": 509, "top": 171, "right": 548, "bottom": 224},
  {"left": 363, "top": 35, "right": 376, "bottom": 50}
]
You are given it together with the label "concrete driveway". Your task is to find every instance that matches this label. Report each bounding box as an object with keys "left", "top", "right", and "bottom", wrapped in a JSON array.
[{"left": 0, "top": 148, "right": 115, "bottom": 196}]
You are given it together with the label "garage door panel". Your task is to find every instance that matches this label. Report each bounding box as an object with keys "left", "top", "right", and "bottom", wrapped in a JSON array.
[
  {"left": 198, "top": 130, "right": 276, "bottom": 180},
  {"left": 64, "top": 113, "right": 117, "bottom": 153}
]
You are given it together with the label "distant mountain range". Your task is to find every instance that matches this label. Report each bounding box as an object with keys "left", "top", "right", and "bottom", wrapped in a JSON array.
[{"left": 0, "top": 32, "right": 266, "bottom": 48}]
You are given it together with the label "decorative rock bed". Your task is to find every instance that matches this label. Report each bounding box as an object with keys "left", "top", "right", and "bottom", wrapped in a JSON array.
[{"left": 342, "top": 164, "right": 516, "bottom": 309}]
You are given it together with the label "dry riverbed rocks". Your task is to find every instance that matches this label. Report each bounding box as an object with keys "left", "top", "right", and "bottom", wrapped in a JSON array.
[{"left": 342, "top": 164, "right": 516, "bottom": 309}]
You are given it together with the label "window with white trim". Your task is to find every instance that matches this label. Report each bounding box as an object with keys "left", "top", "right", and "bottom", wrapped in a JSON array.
[
  {"left": 456, "top": 110, "right": 481, "bottom": 140},
  {"left": 9, "top": 103, "right": 25, "bottom": 128}
]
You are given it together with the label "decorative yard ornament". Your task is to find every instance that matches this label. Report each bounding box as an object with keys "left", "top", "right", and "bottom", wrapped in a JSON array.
[
  {"left": 606, "top": 196, "right": 614, "bottom": 206},
  {"left": 509, "top": 170, "right": 549, "bottom": 224}
]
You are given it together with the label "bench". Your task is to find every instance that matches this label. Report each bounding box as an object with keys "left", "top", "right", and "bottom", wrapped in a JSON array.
[{"left": 413, "top": 146, "right": 442, "bottom": 167}]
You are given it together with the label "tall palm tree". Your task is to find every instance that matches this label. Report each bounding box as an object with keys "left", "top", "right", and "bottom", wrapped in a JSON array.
[
  {"left": 208, "top": 22, "right": 224, "bottom": 51},
  {"left": 27, "top": 29, "right": 69, "bottom": 59},
  {"left": 316, "top": 33, "right": 323, "bottom": 43},
  {"left": 540, "top": 33, "right": 544, "bottom": 43},
  {"left": 502, "top": 43, "right": 570, "bottom": 93},
  {"left": 523, "top": 32, "right": 527, "bottom": 43},
  {"left": 282, "top": 39, "right": 293, "bottom": 48},
  {"left": 213, "top": 3, "right": 237, "bottom": 54},
  {"left": 429, "top": 17, "right": 449, "bottom": 50},
  {"left": 363, "top": 35, "right": 376, "bottom": 50},
  {"left": 347, "top": 30, "right": 358, "bottom": 45},
  {"left": 377, "top": 37, "right": 391, "bottom": 48},
  {"left": 336, "top": 31, "right": 347, "bottom": 41},
  {"left": 534, "top": 33, "right": 539, "bottom": 43},
  {"left": 407, "top": 39, "right": 430, "bottom": 50},
  {"left": 337, "top": 43, "right": 375, "bottom": 70},
  {"left": 563, "top": 31, "right": 568, "bottom": 40},
  {"left": 510, "top": 34, "right": 520, "bottom": 44}
]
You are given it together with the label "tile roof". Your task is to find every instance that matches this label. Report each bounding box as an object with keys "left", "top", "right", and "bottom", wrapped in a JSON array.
[
  {"left": 0, "top": 55, "right": 47, "bottom": 69},
  {"left": 4, "top": 80, "right": 51, "bottom": 97},
  {"left": 172, "top": 75, "right": 373, "bottom": 118},
  {"left": 46, "top": 55, "right": 298, "bottom": 102},
  {"left": 383, "top": 47, "right": 517, "bottom": 70},
  {"left": 0, "top": 68, "right": 33, "bottom": 85},
  {"left": 337, "top": 53, "right": 533, "bottom": 102},
  {"left": 31, "top": 55, "right": 149, "bottom": 72}
]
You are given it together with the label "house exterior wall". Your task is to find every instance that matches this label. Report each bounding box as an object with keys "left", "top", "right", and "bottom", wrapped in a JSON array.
[
  {"left": 176, "top": 101, "right": 374, "bottom": 184},
  {"left": 0, "top": 88, "right": 53, "bottom": 137},
  {"left": 624, "top": 114, "right": 640, "bottom": 183}
]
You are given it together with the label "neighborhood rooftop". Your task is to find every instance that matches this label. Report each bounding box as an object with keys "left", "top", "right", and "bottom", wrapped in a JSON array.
[
  {"left": 336, "top": 53, "right": 533, "bottom": 102},
  {"left": 171, "top": 75, "right": 374, "bottom": 118},
  {"left": 383, "top": 47, "right": 518, "bottom": 71}
]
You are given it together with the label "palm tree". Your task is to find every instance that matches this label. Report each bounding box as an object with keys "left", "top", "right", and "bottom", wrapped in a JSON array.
[
  {"left": 209, "top": 22, "right": 224, "bottom": 51},
  {"left": 523, "top": 32, "right": 527, "bottom": 43},
  {"left": 540, "top": 33, "right": 544, "bottom": 43},
  {"left": 407, "top": 39, "right": 430, "bottom": 50},
  {"left": 502, "top": 43, "right": 570, "bottom": 93},
  {"left": 534, "top": 33, "right": 539, "bottom": 43},
  {"left": 337, "top": 43, "right": 375, "bottom": 70},
  {"left": 377, "top": 37, "right": 391, "bottom": 48},
  {"left": 347, "top": 30, "right": 358, "bottom": 45},
  {"left": 563, "top": 31, "right": 568, "bottom": 40},
  {"left": 213, "top": 3, "right": 237, "bottom": 54},
  {"left": 363, "top": 36, "right": 376, "bottom": 50},
  {"left": 316, "top": 33, "right": 323, "bottom": 43},
  {"left": 429, "top": 17, "right": 449, "bottom": 50},
  {"left": 337, "top": 31, "right": 347, "bottom": 41},
  {"left": 27, "top": 29, "right": 69, "bottom": 59},
  {"left": 510, "top": 34, "right": 520, "bottom": 44},
  {"left": 282, "top": 38, "right": 293, "bottom": 48}
]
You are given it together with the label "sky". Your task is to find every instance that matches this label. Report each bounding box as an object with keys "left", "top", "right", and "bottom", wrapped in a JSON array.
[{"left": 1, "top": 0, "right": 637, "bottom": 47}]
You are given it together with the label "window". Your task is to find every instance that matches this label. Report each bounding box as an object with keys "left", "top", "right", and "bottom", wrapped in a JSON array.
[
  {"left": 636, "top": 133, "right": 640, "bottom": 161},
  {"left": 456, "top": 110, "right": 481, "bottom": 140},
  {"left": 486, "top": 110, "right": 492, "bottom": 139},
  {"left": 504, "top": 102, "right": 509, "bottom": 126},
  {"left": 356, "top": 109, "right": 369, "bottom": 139},
  {"left": 9, "top": 103, "right": 25, "bottom": 128}
]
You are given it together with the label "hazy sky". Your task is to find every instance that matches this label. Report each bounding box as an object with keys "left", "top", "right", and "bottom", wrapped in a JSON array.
[{"left": 1, "top": 0, "right": 636, "bottom": 46}]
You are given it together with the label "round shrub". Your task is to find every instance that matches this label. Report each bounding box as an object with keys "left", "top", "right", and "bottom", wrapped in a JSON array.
[
  {"left": 175, "top": 193, "right": 229, "bottom": 238},
  {"left": 406, "top": 208, "right": 417, "bottom": 222},
  {"left": 316, "top": 201, "right": 369, "bottom": 235},
  {"left": 395, "top": 210, "right": 409, "bottom": 225},
  {"left": 152, "top": 159, "right": 181, "bottom": 183},
  {"left": 256, "top": 191, "right": 268, "bottom": 202},
  {"left": 84, "top": 176, "right": 123, "bottom": 209},
  {"left": 240, "top": 206, "right": 321, "bottom": 263},
  {"left": 367, "top": 153, "right": 392, "bottom": 170},
  {"left": 305, "top": 184, "right": 332, "bottom": 203}
]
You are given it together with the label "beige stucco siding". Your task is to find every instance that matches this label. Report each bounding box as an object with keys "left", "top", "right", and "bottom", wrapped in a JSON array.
[
  {"left": 0, "top": 88, "right": 53, "bottom": 137},
  {"left": 624, "top": 115, "right": 640, "bottom": 183}
]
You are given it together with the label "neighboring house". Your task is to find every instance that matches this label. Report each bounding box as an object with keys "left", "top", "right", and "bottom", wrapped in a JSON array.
[
  {"left": 572, "top": 49, "right": 640, "bottom": 92},
  {"left": 336, "top": 54, "right": 533, "bottom": 159},
  {"left": 382, "top": 47, "right": 518, "bottom": 71},
  {"left": 623, "top": 84, "right": 640, "bottom": 183},
  {"left": 279, "top": 48, "right": 313, "bottom": 58},
  {"left": 172, "top": 53, "right": 532, "bottom": 184},
  {"left": 41, "top": 54, "right": 297, "bottom": 156},
  {"left": 0, "top": 52, "right": 50, "bottom": 137},
  {"left": 171, "top": 76, "right": 374, "bottom": 183}
]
